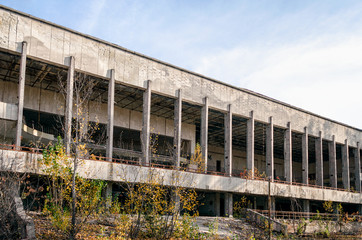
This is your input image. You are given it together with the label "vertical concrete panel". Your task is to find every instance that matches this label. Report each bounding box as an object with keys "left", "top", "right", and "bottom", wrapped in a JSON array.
[
  {"left": 31, "top": 20, "right": 51, "bottom": 60},
  {"left": 0, "top": 9, "right": 10, "bottom": 49},
  {"left": 8, "top": 13, "right": 18, "bottom": 52},
  {"left": 15, "top": 16, "right": 31, "bottom": 52},
  {"left": 329, "top": 136, "right": 337, "bottom": 188},
  {"left": 173, "top": 89, "right": 182, "bottom": 167},
  {"left": 81, "top": 38, "right": 98, "bottom": 74},
  {"left": 139, "top": 57, "right": 149, "bottom": 83},
  {"left": 49, "top": 27, "right": 64, "bottom": 64},
  {"left": 69, "top": 34, "right": 83, "bottom": 69},
  {"left": 247, "top": 111, "right": 255, "bottom": 177},
  {"left": 114, "top": 49, "right": 126, "bottom": 83},
  {"left": 266, "top": 117, "right": 274, "bottom": 181},
  {"left": 24, "top": 85, "right": 40, "bottom": 110},
  {"left": 141, "top": 80, "right": 151, "bottom": 165},
  {"left": 63, "top": 31, "right": 71, "bottom": 64},
  {"left": 284, "top": 122, "right": 292, "bottom": 182},
  {"left": 98, "top": 43, "right": 110, "bottom": 77},
  {"left": 108, "top": 47, "right": 116, "bottom": 73},
  {"left": 124, "top": 53, "right": 140, "bottom": 87},
  {"left": 302, "top": 127, "right": 308, "bottom": 184},
  {"left": 342, "top": 139, "right": 350, "bottom": 190},
  {"left": 106, "top": 69, "right": 115, "bottom": 159}
]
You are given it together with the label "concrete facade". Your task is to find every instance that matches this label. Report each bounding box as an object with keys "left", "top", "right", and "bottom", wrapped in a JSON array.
[{"left": 0, "top": 5, "right": 361, "bottom": 216}]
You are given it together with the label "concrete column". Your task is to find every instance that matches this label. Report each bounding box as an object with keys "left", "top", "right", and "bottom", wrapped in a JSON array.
[
  {"left": 142, "top": 80, "right": 151, "bottom": 166},
  {"left": 284, "top": 122, "right": 292, "bottom": 182},
  {"left": 15, "top": 41, "right": 27, "bottom": 148},
  {"left": 303, "top": 200, "right": 310, "bottom": 213},
  {"left": 104, "top": 182, "right": 113, "bottom": 207},
  {"left": 266, "top": 116, "right": 274, "bottom": 181},
  {"left": 342, "top": 139, "right": 350, "bottom": 190},
  {"left": 173, "top": 89, "right": 182, "bottom": 168},
  {"left": 329, "top": 135, "right": 337, "bottom": 188},
  {"left": 106, "top": 69, "right": 115, "bottom": 160},
  {"left": 224, "top": 104, "right": 232, "bottom": 177},
  {"left": 215, "top": 192, "right": 220, "bottom": 216},
  {"left": 270, "top": 197, "right": 276, "bottom": 218},
  {"left": 201, "top": 97, "right": 209, "bottom": 172},
  {"left": 355, "top": 142, "right": 361, "bottom": 192},
  {"left": 225, "top": 193, "right": 233, "bottom": 217},
  {"left": 247, "top": 111, "right": 255, "bottom": 178},
  {"left": 315, "top": 131, "right": 323, "bottom": 186},
  {"left": 302, "top": 127, "right": 309, "bottom": 185},
  {"left": 65, "top": 56, "right": 75, "bottom": 155}
]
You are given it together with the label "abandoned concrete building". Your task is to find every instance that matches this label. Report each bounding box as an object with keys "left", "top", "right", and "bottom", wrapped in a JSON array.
[{"left": 0, "top": 5, "right": 361, "bottom": 217}]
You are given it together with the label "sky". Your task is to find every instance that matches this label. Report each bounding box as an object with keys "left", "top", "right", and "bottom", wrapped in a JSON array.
[{"left": 2, "top": 0, "right": 362, "bottom": 129}]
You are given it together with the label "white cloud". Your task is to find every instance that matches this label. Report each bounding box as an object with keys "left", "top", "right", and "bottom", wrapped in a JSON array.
[{"left": 194, "top": 35, "right": 362, "bottom": 129}]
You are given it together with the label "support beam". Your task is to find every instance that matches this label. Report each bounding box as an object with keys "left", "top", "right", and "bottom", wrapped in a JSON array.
[
  {"left": 266, "top": 116, "right": 274, "bottom": 181},
  {"left": 284, "top": 122, "right": 292, "bottom": 182},
  {"left": 65, "top": 56, "right": 75, "bottom": 155},
  {"left": 342, "top": 139, "right": 350, "bottom": 190},
  {"left": 106, "top": 69, "right": 115, "bottom": 160},
  {"left": 225, "top": 193, "right": 233, "bottom": 217},
  {"left": 329, "top": 135, "right": 337, "bottom": 188},
  {"left": 302, "top": 127, "right": 309, "bottom": 185},
  {"left": 303, "top": 200, "right": 310, "bottom": 213},
  {"left": 142, "top": 80, "right": 152, "bottom": 166},
  {"left": 173, "top": 89, "right": 182, "bottom": 168},
  {"left": 247, "top": 111, "right": 255, "bottom": 178},
  {"left": 355, "top": 142, "right": 361, "bottom": 192},
  {"left": 201, "top": 97, "right": 209, "bottom": 173},
  {"left": 315, "top": 131, "right": 323, "bottom": 186},
  {"left": 15, "top": 41, "right": 27, "bottom": 148},
  {"left": 224, "top": 104, "right": 232, "bottom": 177}
]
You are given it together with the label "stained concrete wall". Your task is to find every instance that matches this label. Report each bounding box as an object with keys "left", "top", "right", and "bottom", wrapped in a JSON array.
[
  {"left": 0, "top": 80, "right": 195, "bottom": 143},
  {"left": 1, "top": 148, "right": 361, "bottom": 204},
  {"left": 0, "top": 6, "right": 361, "bottom": 147}
]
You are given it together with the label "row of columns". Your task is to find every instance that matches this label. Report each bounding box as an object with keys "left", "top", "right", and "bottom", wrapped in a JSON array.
[{"left": 13, "top": 42, "right": 362, "bottom": 211}]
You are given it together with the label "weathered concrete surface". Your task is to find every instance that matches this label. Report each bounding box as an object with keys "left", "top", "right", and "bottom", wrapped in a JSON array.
[
  {"left": 2, "top": 149, "right": 362, "bottom": 204},
  {"left": 0, "top": 5, "right": 361, "bottom": 147}
]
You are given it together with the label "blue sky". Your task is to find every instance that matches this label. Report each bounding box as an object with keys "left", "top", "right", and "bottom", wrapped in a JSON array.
[{"left": 3, "top": 0, "right": 362, "bottom": 129}]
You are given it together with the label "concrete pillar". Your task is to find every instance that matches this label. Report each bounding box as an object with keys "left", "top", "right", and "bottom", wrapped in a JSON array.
[
  {"left": 329, "top": 135, "right": 337, "bottom": 188},
  {"left": 303, "top": 200, "right": 310, "bottom": 213},
  {"left": 173, "top": 89, "right": 182, "bottom": 168},
  {"left": 284, "top": 122, "right": 292, "bottom": 182},
  {"left": 65, "top": 56, "right": 75, "bottom": 155},
  {"left": 215, "top": 192, "right": 220, "bottom": 216},
  {"left": 355, "top": 142, "right": 361, "bottom": 192},
  {"left": 270, "top": 197, "right": 276, "bottom": 218},
  {"left": 315, "top": 131, "right": 323, "bottom": 186},
  {"left": 15, "top": 41, "right": 27, "bottom": 148},
  {"left": 225, "top": 193, "right": 233, "bottom": 217},
  {"left": 342, "top": 139, "right": 350, "bottom": 190},
  {"left": 106, "top": 69, "right": 115, "bottom": 160},
  {"left": 224, "top": 104, "right": 232, "bottom": 177},
  {"left": 142, "top": 80, "right": 151, "bottom": 166},
  {"left": 302, "top": 127, "right": 309, "bottom": 185},
  {"left": 358, "top": 205, "right": 362, "bottom": 215},
  {"left": 201, "top": 97, "right": 209, "bottom": 172},
  {"left": 266, "top": 117, "right": 274, "bottom": 181},
  {"left": 247, "top": 111, "right": 255, "bottom": 178},
  {"left": 104, "top": 182, "right": 113, "bottom": 207}
]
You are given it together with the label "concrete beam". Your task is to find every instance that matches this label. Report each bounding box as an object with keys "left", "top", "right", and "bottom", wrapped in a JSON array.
[
  {"left": 284, "top": 122, "right": 292, "bottom": 182},
  {"left": 106, "top": 69, "right": 115, "bottom": 160},
  {"left": 266, "top": 116, "right": 274, "bottom": 181},
  {"left": 142, "top": 80, "right": 152, "bottom": 166},
  {"left": 302, "top": 127, "right": 308, "bottom": 185},
  {"left": 15, "top": 41, "right": 27, "bottom": 148},
  {"left": 201, "top": 97, "right": 208, "bottom": 172},
  {"left": 342, "top": 139, "right": 350, "bottom": 190},
  {"left": 247, "top": 111, "right": 255, "bottom": 178},
  {"left": 315, "top": 131, "right": 323, "bottom": 186},
  {"left": 224, "top": 104, "right": 232, "bottom": 177},
  {"left": 65, "top": 56, "right": 75, "bottom": 155},
  {"left": 329, "top": 135, "right": 337, "bottom": 188},
  {"left": 355, "top": 142, "right": 361, "bottom": 192},
  {"left": 173, "top": 89, "right": 182, "bottom": 168}
]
